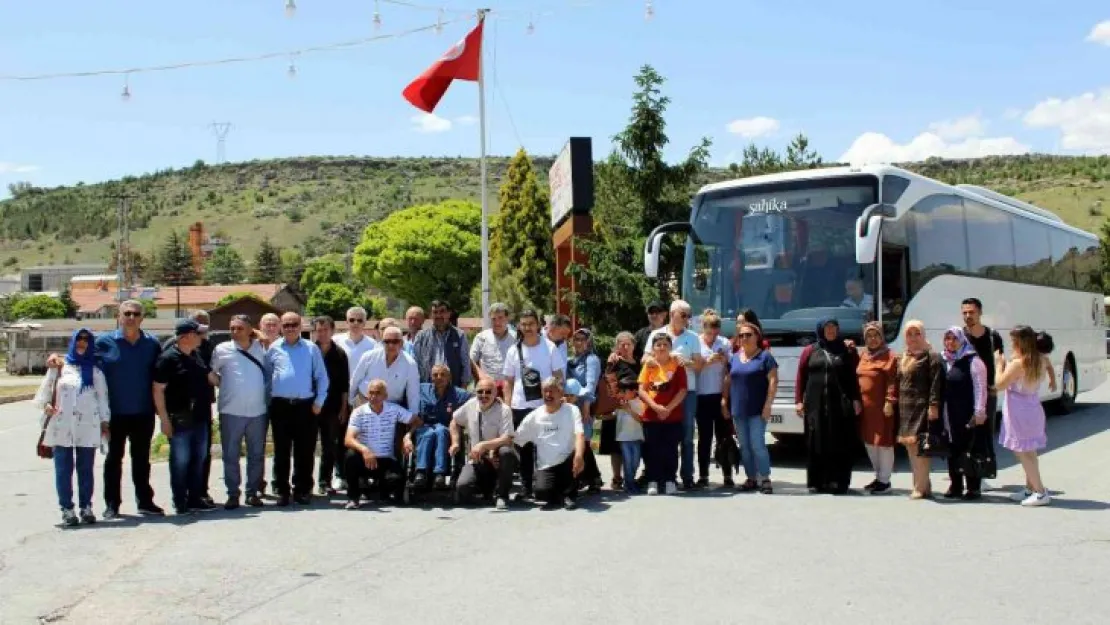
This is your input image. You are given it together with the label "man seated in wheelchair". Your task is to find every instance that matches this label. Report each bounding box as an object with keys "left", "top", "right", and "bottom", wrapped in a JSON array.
[
  {"left": 342, "top": 379, "right": 423, "bottom": 509},
  {"left": 450, "top": 377, "right": 518, "bottom": 509},
  {"left": 408, "top": 364, "right": 472, "bottom": 490}
]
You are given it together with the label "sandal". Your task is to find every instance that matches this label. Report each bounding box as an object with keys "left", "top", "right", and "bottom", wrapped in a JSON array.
[{"left": 759, "top": 479, "right": 773, "bottom": 495}]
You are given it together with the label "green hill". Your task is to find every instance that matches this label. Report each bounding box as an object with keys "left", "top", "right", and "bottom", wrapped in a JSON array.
[{"left": 1, "top": 153, "right": 1108, "bottom": 271}]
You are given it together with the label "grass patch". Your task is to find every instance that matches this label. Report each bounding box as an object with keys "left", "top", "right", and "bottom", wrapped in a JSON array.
[{"left": 0, "top": 385, "right": 40, "bottom": 398}]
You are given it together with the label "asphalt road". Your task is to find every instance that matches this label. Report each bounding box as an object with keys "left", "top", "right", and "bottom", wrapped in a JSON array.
[{"left": 1, "top": 383, "right": 1109, "bottom": 624}]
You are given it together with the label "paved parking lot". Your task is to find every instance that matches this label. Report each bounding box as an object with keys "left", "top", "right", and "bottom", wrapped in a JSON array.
[{"left": 2, "top": 383, "right": 1109, "bottom": 624}]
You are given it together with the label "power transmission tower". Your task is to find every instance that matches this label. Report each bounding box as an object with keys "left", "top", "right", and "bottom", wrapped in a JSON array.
[
  {"left": 209, "top": 122, "right": 232, "bottom": 164},
  {"left": 107, "top": 192, "right": 137, "bottom": 305}
]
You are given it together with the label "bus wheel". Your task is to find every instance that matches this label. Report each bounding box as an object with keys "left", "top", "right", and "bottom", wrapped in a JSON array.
[{"left": 1049, "top": 357, "right": 1077, "bottom": 415}]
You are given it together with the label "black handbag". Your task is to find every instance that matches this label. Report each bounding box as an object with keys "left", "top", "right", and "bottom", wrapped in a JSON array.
[
  {"left": 169, "top": 401, "right": 198, "bottom": 430},
  {"left": 961, "top": 426, "right": 997, "bottom": 479},
  {"left": 916, "top": 425, "right": 950, "bottom": 458},
  {"left": 517, "top": 345, "right": 542, "bottom": 402}
]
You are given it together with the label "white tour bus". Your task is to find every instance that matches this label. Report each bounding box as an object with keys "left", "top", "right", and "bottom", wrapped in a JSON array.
[{"left": 644, "top": 164, "right": 1104, "bottom": 437}]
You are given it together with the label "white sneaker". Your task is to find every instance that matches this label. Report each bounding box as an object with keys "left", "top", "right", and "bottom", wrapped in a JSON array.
[
  {"left": 646, "top": 483, "right": 659, "bottom": 496},
  {"left": 1009, "top": 488, "right": 1033, "bottom": 502},
  {"left": 494, "top": 497, "right": 508, "bottom": 511},
  {"left": 1021, "top": 491, "right": 1051, "bottom": 507},
  {"left": 332, "top": 478, "right": 347, "bottom": 492},
  {"left": 664, "top": 481, "right": 679, "bottom": 495}
]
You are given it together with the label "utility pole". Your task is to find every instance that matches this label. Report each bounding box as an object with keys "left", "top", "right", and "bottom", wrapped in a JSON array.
[
  {"left": 209, "top": 122, "right": 232, "bottom": 164},
  {"left": 107, "top": 192, "right": 137, "bottom": 307}
]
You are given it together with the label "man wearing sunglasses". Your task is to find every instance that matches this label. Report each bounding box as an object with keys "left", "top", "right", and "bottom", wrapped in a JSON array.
[
  {"left": 646, "top": 299, "right": 704, "bottom": 490},
  {"left": 450, "top": 377, "right": 517, "bottom": 510},
  {"left": 267, "top": 312, "right": 330, "bottom": 506},
  {"left": 334, "top": 306, "right": 378, "bottom": 375}
]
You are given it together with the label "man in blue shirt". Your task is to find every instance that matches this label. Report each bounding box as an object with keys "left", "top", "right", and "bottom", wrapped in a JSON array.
[
  {"left": 267, "top": 312, "right": 329, "bottom": 507},
  {"left": 406, "top": 364, "right": 471, "bottom": 489}
]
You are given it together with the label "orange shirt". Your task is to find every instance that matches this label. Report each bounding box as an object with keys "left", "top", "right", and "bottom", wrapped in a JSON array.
[{"left": 638, "top": 359, "right": 688, "bottom": 424}]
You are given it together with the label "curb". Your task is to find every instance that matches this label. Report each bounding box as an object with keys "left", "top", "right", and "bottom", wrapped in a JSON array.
[{"left": 0, "top": 393, "right": 34, "bottom": 405}]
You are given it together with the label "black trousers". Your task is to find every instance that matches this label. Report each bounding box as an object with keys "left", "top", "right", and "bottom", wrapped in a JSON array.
[
  {"left": 103, "top": 414, "right": 156, "bottom": 509},
  {"left": 512, "top": 408, "right": 536, "bottom": 493},
  {"left": 533, "top": 455, "right": 577, "bottom": 505},
  {"left": 200, "top": 415, "right": 213, "bottom": 497},
  {"left": 642, "top": 421, "right": 682, "bottom": 485},
  {"left": 316, "top": 405, "right": 345, "bottom": 485},
  {"left": 947, "top": 417, "right": 991, "bottom": 494},
  {"left": 343, "top": 450, "right": 403, "bottom": 501},
  {"left": 695, "top": 393, "right": 733, "bottom": 479},
  {"left": 985, "top": 394, "right": 998, "bottom": 466},
  {"left": 456, "top": 446, "right": 519, "bottom": 501},
  {"left": 269, "top": 398, "right": 317, "bottom": 497}
]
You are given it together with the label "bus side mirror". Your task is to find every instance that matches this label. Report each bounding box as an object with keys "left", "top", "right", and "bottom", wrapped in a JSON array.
[
  {"left": 855, "top": 204, "right": 884, "bottom": 264},
  {"left": 644, "top": 232, "right": 666, "bottom": 278}
]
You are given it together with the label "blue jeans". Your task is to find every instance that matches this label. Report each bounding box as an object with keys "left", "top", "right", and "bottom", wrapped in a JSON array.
[
  {"left": 54, "top": 446, "right": 96, "bottom": 510},
  {"left": 680, "top": 392, "right": 698, "bottom": 483},
  {"left": 220, "top": 413, "right": 268, "bottom": 499},
  {"left": 169, "top": 424, "right": 209, "bottom": 507},
  {"left": 734, "top": 415, "right": 771, "bottom": 480},
  {"left": 414, "top": 423, "right": 451, "bottom": 475},
  {"left": 619, "top": 441, "right": 642, "bottom": 492}
]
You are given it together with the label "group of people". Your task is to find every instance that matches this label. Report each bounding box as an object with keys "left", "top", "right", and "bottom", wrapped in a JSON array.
[{"left": 33, "top": 293, "right": 1057, "bottom": 527}]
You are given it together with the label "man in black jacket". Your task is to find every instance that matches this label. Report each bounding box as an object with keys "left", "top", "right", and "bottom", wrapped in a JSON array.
[
  {"left": 961, "top": 297, "right": 1005, "bottom": 469},
  {"left": 162, "top": 310, "right": 216, "bottom": 504}
]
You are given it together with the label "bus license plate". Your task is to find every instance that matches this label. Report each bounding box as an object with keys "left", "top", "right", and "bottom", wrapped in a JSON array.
[{"left": 769, "top": 414, "right": 783, "bottom": 424}]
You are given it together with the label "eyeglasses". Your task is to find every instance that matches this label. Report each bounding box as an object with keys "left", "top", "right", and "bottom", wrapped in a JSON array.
[
  {"left": 475, "top": 389, "right": 495, "bottom": 396},
  {"left": 282, "top": 323, "right": 300, "bottom": 329},
  {"left": 382, "top": 339, "right": 402, "bottom": 345},
  {"left": 122, "top": 311, "right": 142, "bottom": 318},
  {"left": 347, "top": 318, "right": 365, "bottom": 323}
]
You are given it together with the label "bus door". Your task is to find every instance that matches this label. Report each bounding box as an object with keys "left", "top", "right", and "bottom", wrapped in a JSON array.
[{"left": 880, "top": 244, "right": 909, "bottom": 335}]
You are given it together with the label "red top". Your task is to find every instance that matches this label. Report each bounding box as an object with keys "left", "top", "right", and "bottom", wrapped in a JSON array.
[{"left": 638, "top": 359, "right": 688, "bottom": 424}]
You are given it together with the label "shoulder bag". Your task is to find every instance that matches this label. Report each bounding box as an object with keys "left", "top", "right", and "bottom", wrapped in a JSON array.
[
  {"left": 518, "top": 344, "right": 542, "bottom": 402},
  {"left": 960, "top": 424, "right": 997, "bottom": 479},
  {"left": 36, "top": 369, "right": 62, "bottom": 459}
]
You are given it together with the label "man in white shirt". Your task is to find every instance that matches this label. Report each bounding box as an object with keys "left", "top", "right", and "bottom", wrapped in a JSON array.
[
  {"left": 514, "top": 377, "right": 586, "bottom": 510},
  {"left": 450, "top": 378, "right": 517, "bottom": 509},
  {"left": 842, "top": 277, "right": 875, "bottom": 311},
  {"left": 342, "top": 379, "right": 422, "bottom": 509},
  {"left": 543, "top": 314, "right": 572, "bottom": 376},
  {"left": 470, "top": 302, "right": 516, "bottom": 384},
  {"left": 349, "top": 326, "right": 420, "bottom": 411},
  {"left": 208, "top": 314, "right": 269, "bottom": 509},
  {"left": 334, "top": 306, "right": 379, "bottom": 369},
  {"left": 501, "top": 309, "right": 566, "bottom": 500},
  {"left": 646, "top": 299, "right": 703, "bottom": 489}
]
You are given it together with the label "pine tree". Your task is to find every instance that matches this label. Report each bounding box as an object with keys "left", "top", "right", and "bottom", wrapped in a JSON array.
[
  {"left": 252, "top": 236, "right": 283, "bottom": 283},
  {"left": 58, "top": 284, "right": 79, "bottom": 318},
  {"left": 204, "top": 246, "right": 247, "bottom": 285},
  {"left": 157, "top": 230, "right": 196, "bottom": 286},
  {"left": 492, "top": 148, "right": 555, "bottom": 310}
]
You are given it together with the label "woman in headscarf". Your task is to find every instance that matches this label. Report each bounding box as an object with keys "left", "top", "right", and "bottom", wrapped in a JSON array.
[
  {"left": 896, "top": 320, "right": 944, "bottom": 499},
  {"left": 33, "top": 328, "right": 111, "bottom": 527},
  {"left": 856, "top": 321, "right": 898, "bottom": 494},
  {"left": 569, "top": 328, "right": 603, "bottom": 492},
  {"left": 794, "top": 318, "right": 862, "bottom": 494},
  {"left": 940, "top": 326, "right": 989, "bottom": 501}
]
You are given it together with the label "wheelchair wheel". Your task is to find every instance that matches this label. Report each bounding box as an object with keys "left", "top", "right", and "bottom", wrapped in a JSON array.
[{"left": 401, "top": 484, "right": 411, "bottom": 505}]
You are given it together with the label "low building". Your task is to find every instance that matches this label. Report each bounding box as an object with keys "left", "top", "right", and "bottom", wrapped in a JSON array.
[
  {"left": 0, "top": 274, "right": 20, "bottom": 295},
  {"left": 21, "top": 264, "right": 109, "bottom": 293},
  {"left": 70, "top": 283, "right": 305, "bottom": 319}
]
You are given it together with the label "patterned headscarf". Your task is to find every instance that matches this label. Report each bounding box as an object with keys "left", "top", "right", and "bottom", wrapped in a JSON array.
[{"left": 942, "top": 325, "right": 978, "bottom": 364}]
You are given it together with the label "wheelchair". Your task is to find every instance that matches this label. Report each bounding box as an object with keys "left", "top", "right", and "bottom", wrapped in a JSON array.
[{"left": 398, "top": 424, "right": 469, "bottom": 505}]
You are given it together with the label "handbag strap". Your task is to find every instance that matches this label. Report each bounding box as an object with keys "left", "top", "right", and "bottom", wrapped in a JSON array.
[{"left": 237, "top": 347, "right": 266, "bottom": 375}]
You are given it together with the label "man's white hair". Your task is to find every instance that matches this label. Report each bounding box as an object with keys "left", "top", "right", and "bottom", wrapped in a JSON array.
[{"left": 670, "top": 300, "right": 691, "bottom": 314}]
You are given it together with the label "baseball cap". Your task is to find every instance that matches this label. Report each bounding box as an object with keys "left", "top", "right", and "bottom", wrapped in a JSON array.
[
  {"left": 564, "top": 378, "right": 587, "bottom": 397},
  {"left": 175, "top": 319, "right": 208, "bottom": 336},
  {"left": 646, "top": 300, "right": 666, "bottom": 314}
]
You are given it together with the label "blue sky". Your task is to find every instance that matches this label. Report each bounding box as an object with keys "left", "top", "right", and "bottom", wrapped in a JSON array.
[{"left": 1, "top": 0, "right": 1108, "bottom": 192}]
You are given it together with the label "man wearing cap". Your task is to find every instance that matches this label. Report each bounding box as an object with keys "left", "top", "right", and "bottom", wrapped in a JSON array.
[
  {"left": 633, "top": 301, "right": 668, "bottom": 365},
  {"left": 153, "top": 320, "right": 215, "bottom": 514},
  {"left": 162, "top": 309, "right": 217, "bottom": 506}
]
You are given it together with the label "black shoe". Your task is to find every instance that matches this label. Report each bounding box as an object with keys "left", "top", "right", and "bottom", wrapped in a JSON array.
[
  {"left": 433, "top": 474, "right": 448, "bottom": 490},
  {"left": 863, "top": 479, "right": 880, "bottom": 492},
  {"left": 722, "top": 476, "right": 735, "bottom": 488},
  {"left": 103, "top": 505, "right": 120, "bottom": 520},
  {"left": 870, "top": 481, "right": 892, "bottom": 495},
  {"left": 200, "top": 495, "right": 216, "bottom": 507},
  {"left": 137, "top": 502, "right": 165, "bottom": 517},
  {"left": 246, "top": 494, "right": 264, "bottom": 507},
  {"left": 512, "top": 490, "right": 534, "bottom": 503},
  {"left": 276, "top": 494, "right": 291, "bottom": 507},
  {"left": 224, "top": 497, "right": 240, "bottom": 510},
  {"left": 943, "top": 487, "right": 963, "bottom": 499},
  {"left": 695, "top": 478, "right": 710, "bottom": 489},
  {"left": 962, "top": 490, "right": 982, "bottom": 501},
  {"left": 413, "top": 472, "right": 429, "bottom": 488},
  {"left": 318, "top": 483, "right": 336, "bottom": 496},
  {"left": 681, "top": 480, "right": 696, "bottom": 491},
  {"left": 188, "top": 499, "right": 217, "bottom": 512},
  {"left": 174, "top": 504, "right": 191, "bottom": 515},
  {"left": 294, "top": 494, "right": 312, "bottom": 505}
]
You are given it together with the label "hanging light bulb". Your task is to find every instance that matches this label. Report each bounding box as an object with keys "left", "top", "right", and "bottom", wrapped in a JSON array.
[
  {"left": 526, "top": 15, "right": 535, "bottom": 35},
  {"left": 287, "top": 56, "right": 298, "bottom": 79},
  {"left": 373, "top": 0, "right": 382, "bottom": 30},
  {"left": 120, "top": 75, "right": 131, "bottom": 102},
  {"left": 284, "top": 0, "right": 296, "bottom": 18},
  {"left": 645, "top": 0, "right": 654, "bottom": 20},
  {"left": 435, "top": 8, "right": 444, "bottom": 35}
]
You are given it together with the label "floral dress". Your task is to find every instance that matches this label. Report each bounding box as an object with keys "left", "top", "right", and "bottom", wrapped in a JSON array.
[{"left": 34, "top": 364, "right": 110, "bottom": 448}]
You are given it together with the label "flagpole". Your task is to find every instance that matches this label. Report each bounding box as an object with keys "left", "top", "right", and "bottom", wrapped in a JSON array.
[{"left": 477, "top": 8, "right": 490, "bottom": 330}]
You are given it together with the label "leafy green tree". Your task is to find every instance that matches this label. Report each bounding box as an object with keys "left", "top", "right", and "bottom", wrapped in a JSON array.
[
  {"left": 492, "top": 148, "right": 554, "bottom": 310},
  {"left": 281, "top": 248, "right": 306, "bottom": 289},
  {"left": 140, "top": 299, "right": 159, "bottom": 318},
  {"left": 11, "top": 294, "right": 66, "bottom": 319},
  {"left": 0, "top": 293, "right": 25, "bottom": 323},
  {"left": 354, "top": 200, "right": 481, "bottom": 314},
  {"left": 785, "top": 133, "right": 823, "bottom": 169},
  {"left": 252, "top": 236, "right": 283, "bottom": 284},
  {"left": 157, "top": 230, "right": 196, "bottom": 286},
  {"left": 566, "top": 65, "right": 711, "bottom": 332},
  {"left": 300, "top": 258, "right": 347, "bottom": 297},
  {"left": 204, "top": 246, "right": 247, "bottom": 285},
  {"left": 305, "top": 283, "right": 361, "bottom": 319},
  {"left": 215, "top": 291, "right": 265, "bottom": 307},
  {"left": 58, "top": 285, "right": 79, "bottom": 318}
]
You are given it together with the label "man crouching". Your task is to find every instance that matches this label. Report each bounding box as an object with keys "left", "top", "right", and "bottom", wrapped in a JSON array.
[
  {"left": 514, "top": 377, "right": 586, "bottom": 510},
  {"left": 450, "top": 377, "right": 518, "bottom": 510},
  {"left": 342, "top": 379, "right": 422, "bottom": 510}
]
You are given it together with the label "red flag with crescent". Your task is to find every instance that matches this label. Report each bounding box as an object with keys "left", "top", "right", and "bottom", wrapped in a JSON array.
[{"left": 402, "top": 20, "right": 484, "bottom": 113}]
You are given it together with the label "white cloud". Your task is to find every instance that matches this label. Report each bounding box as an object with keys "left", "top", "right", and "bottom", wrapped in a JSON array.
[
  {"left": 725, "top": 116, "right": 780, "bottom": 138},
  {"left": 1023, "top": 88, "right": 1110, "bottom": 153},
  {"left": 455, "top": 115, "right": 479, "bottom": 126},
  {"left": 1002, "top": 107, "right": 1023, "bottom": 121},
  {"left": 410, "top": 113, "right": 452, "bottom": 133},
  {"left": 0, "top": 162, "right": 38, "bottom": 175},
  {"left": 1086, "top": 20, "right": 1110, "bottom": 46},
  {"left": 839, "top": 130, "right": 1030, "bottom": 165},
  {"left": 927, "top": 115, "right": 985, "bottom": 141}
]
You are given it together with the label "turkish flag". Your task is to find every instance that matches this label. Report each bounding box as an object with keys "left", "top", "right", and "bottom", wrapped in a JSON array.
[{"left": 402, "top": 20, "right": 484, "bottom": 113}]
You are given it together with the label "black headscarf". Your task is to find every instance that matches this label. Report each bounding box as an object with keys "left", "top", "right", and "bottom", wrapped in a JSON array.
[{"left": 815, "top": 318, "right": 845, "bottom": 354}]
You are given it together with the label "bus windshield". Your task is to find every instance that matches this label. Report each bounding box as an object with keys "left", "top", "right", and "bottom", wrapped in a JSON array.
[{"left": 684, "top": 177, "right": 879, "bottom": 338}]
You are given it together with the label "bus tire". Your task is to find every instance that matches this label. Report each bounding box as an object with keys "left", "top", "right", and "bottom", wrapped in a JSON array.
[{"left": 1048, "top": 356, "right": 1077, "bottom": 415}]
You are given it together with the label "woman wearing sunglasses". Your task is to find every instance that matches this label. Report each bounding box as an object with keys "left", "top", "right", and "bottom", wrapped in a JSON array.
[{"left": 722, "top": 321, "right": 777, "bottom": 493}]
